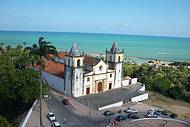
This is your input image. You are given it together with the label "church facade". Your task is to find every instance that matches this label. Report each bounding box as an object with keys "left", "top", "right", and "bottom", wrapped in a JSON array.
[{"left": 64, "top": 42, "right": 124, "bottom": 97}]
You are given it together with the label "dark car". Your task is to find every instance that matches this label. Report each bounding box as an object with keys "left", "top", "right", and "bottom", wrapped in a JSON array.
[
  {"left": 62, "top": 99, "right": 70, "bottom": 105},
  {"left": 161, "top": 110, "right": 168, "bottom": 116},
  {"left": 115, "top": 115, "right": 127, "bottom": 122},
  {"left": 103, "top": 110, "right": 114, "bottom": 116},
  {"left": 127, "top": 113, "right": 140, "bottom": 119},
  {"left": 170, "top": 113, "right": 177, "bottom": 119},
  {"left": 154, "top": 111, "right": 162, "bottom": 116}
]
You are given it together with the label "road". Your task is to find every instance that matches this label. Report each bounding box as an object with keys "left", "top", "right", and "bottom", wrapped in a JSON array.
[{"left": 44, "top": 92, "right": 109, "bottom": 127}]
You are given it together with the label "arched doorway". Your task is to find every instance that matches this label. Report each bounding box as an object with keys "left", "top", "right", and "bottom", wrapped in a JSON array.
[
  {"left": 98, "top": 82, "right": 103, "bottom": 92},
  {"left": 109, "top": 83, "right": 112, "bottom": 89},
  {"left": 118, "top": 56, "right": 121, "bottom": 62}
]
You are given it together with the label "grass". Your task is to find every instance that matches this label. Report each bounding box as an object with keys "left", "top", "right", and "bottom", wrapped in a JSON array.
[{"left": 143, "top": 91, "right": 190, "bottom": 121}]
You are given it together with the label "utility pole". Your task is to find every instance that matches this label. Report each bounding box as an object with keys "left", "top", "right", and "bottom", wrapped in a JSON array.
[{"left": 40, "top": 66, "right": 43, "bottom": 127}]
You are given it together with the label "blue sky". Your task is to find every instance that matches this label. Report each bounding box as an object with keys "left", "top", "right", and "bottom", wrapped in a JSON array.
[{"left": 0, "top": 0, "right": 190, "bottom": 37}]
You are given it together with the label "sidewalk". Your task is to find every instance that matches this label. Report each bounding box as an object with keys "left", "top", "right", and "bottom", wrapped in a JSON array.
[{"left": 26, "top": 99, "right": 51, "bottom": 127}]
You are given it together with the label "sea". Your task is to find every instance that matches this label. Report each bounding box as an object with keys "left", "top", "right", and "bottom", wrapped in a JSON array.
[{"left": 0, "top": 31, "right": 190, "bottom": 63}]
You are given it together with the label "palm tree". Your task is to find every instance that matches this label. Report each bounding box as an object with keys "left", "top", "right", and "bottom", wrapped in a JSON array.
[
  {"left": 23, "top": 42, "right": 27, "bottom": 47},
  {"left": 0, "top": 43, "right": 4, "bottom": 53},
  {"left": 29, "top": 37, "right": 56, "bottom": 126}
]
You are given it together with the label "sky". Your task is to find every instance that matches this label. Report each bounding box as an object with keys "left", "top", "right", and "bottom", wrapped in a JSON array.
[{"left": 0, "top": 0, "right": 190, "bottom": 38}]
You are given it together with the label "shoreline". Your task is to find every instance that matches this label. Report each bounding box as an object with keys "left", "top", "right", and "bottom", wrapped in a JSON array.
[{"left": 88, "top": 53, "right": 190, "bottom": 64}]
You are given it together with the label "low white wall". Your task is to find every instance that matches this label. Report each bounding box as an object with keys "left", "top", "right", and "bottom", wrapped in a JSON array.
[
  {"left": 19, "top": 100, "right": 37, "bottom": 127},
  {"left": 139, "top": 85, "right": 145, "bottom": 91},
  {"left": 122, "top": 79, "right": 129, "bottom": 86},
  {"left": 131, "top": 78, "right": 137, "bottom": 84},
  {"left": 98, "top": 101, "right": 123, "bottom": 111},
  {"left": 43, "top": 71, "right": 65, "bottom": 93},
  {"left": 54, "top": 57, "right": 64, "bottom": 63},
  {"left": 131, "top": 93, "right": 148, "bottom": 102}
]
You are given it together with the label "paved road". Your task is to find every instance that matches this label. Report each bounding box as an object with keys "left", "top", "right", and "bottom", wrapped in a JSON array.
[{"left": 44, "top": 92, "right": 109, "bottom": 127}]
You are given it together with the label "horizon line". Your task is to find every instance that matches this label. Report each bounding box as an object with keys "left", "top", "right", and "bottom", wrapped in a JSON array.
[{"left": 0, "top": 29, "right": 190, "bottom": 39}]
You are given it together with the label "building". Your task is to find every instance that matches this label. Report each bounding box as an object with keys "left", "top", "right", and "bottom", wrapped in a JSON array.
[{"left": 64, "top": 42, "right": 125, "bottom": 97}]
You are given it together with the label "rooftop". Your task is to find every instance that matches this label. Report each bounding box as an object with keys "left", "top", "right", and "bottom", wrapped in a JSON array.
[
  {"left": 84, "top": 55, "right": 101, "bottom": 66},
  {"left": 44, "top": 60, "right": 64, "bottom": 78}
]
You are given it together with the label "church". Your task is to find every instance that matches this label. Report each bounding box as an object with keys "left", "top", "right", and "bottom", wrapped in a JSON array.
[{"left": 64, "top": 42, "right": 125, "bottom": 97}]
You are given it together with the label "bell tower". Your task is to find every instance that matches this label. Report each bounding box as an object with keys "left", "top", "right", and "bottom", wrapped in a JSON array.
[
  {"left": 64, "top": 42, "right": 84, "bottom": 97},
  {"left": 106, "top": 42, "right": 124, "bottom": 88}
]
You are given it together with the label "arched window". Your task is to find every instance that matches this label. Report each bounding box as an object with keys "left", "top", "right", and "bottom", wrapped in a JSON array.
[
  {"left": 118, "top": 56, "right": 121, "bottom": 62},
  {"left": 77, "top": 59, "right": 80, "bottom": 67},
  {"left": 68, "top": 59, "right": 70, "bottom": 66},
  {"left": 76, "top": 75, "right": 78, "bottom": 80}
]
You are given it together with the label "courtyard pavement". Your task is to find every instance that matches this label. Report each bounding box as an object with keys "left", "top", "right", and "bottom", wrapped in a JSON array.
[{"left": 76, "top": 83, "right": 146, "bottom": 110}]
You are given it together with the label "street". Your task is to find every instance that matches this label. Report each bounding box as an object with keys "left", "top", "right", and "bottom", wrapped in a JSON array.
[{"left": 44, "top": 91, "right": 109, "bottom": 127}]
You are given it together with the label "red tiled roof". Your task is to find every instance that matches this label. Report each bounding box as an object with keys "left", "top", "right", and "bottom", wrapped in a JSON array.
[
  {"left": 44, "top": 60, "right": 64, "bottom": 78},
  {"left": 48, "top": 54, "right": 56, "bottom": 58},
  {"left": 84, "top": 55, "right": 101, "bottom": 66},
  {"left": 58, "top": 52, "right": 66, "bottom": 59}
]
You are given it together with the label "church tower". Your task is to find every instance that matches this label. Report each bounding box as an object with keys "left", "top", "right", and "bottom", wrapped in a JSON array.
[
  {"left": 64, "top": 43, "right": 84, "bottom": 97},
  {"left": 106, "top": 42, "right": 124, "bottom": 88}
]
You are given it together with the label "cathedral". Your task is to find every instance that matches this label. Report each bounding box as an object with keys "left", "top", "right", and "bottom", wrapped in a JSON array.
[{"left": 64, "top": 42, "right": 124, "bottom": 97}]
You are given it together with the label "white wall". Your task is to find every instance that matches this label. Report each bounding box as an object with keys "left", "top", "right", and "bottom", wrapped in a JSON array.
[
  {"left": 94, "top": 61, "right": 107, "bottom": 74},
  {"left": 42, "top": 71, "right": 65, "bottom": 93},
  {"left": 122, "top": 79, "right": 129, "bottom": 86},
  {"left": 114, "top": 63, "right": 122, "bottom": 88},
  {"left": 19, "top": 100, "right": 37, "bottom": 127},
  {"left": 73, "top": 68, "right": 83, "bottom": 97},
  {"left": 131, "top": 93, "right": 148, "bottom": 102},
  {"left": 131, "top": 78, "right": 137, "bottom": 84},
  {"left": 98, "top": 101, "right": 123, "bottom": 110},
  {"left": 54, "top": 57, "right": 64, "bottom": 63},
  {"left": 139, "top": 85, "right": 145, "bottom": 91}
]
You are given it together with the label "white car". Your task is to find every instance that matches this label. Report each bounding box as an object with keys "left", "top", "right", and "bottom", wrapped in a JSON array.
[
  {"left": 144, "top": 113, "right": 158, "bottom": 118},
  {"left": 124, "top": 108, "right": 138, "bottom": 113},
  {"left": 52, "top": 121, "right": 61, "bottom": 127},
  {"left": 43, "top": 94, "right": 48, "bottom": 98},
  {"left": 47, "top": 112, "right": 56, "bottom": 121}
]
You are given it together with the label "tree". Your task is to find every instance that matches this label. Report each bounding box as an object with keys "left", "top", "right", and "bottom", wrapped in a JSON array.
[
  {"left": 186, "top": 76, "right": 190, "bottom": 91},
  {"left": 23, "top": 42, "right": 27, "bottom": 47},
  {"left": 0, "top": 43, "right": 4, "bottom": 53},
  {"left": 28, "top": 37, "right": 56, "bottom": 126},
  {"left": 0, "top": 46, "right": 41, "bottom": 125},
  {"left": 0, "top": 116, "right": 12, "bottom": 127}
]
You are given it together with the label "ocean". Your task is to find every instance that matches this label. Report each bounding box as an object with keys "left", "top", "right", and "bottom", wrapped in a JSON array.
[{"left": 0, "top": 31, "right": 190, "bottom": 63}]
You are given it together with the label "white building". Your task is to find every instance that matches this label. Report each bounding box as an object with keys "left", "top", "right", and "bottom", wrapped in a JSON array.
[{"left": 64, "top": 42, "right": 126, "bottom": 97}]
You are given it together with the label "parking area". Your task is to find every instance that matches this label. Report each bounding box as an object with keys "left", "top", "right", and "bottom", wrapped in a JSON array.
[
  {"left": 99, "top": 104, "right": 190, "bottom": 127},
  {"left": 76, "top": 84, "right": 146, "bottom": 110}
]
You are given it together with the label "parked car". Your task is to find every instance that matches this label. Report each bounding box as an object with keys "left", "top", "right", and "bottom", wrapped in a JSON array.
[
  {"left": 103, "top": 110, "right": 115, "bottom": 116},
  {"left": 47, "top": 112, "right": 56, "bottom": 121},
  {"left": 154, "top": 110, "right": 162, "bottom": 116},
  {"left": 115, "top": 115, "right": 127, "bottom": 122},
  {"left": 144, "top": 112, "right": 158, "bottom": 118},
  {"left": 52, "top": 121, "right": 61, "bottom": 127},
  {"left": 127, "top": 113, "right": 140, "bottom": 119},
  {"left": 161, "top": 110, "right": 168, "bottom": 116},
  {"left": 62, "top": 99, "right": 70, "bottom": 105},
  {"left": 124, "top": 108, "right": 138, "bottom": 113},
  {"left": 170, "top": 113, "right": 177, "bottom": 119},
  {"left": 43, "top": 94, "right": 48, "bottom": 98}
]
